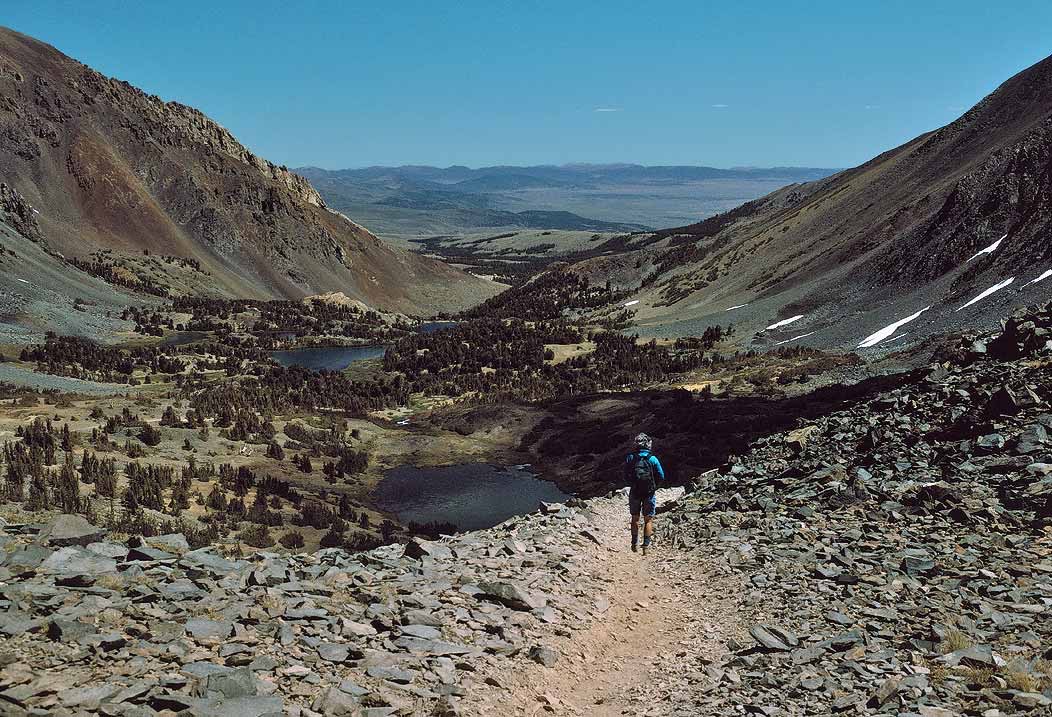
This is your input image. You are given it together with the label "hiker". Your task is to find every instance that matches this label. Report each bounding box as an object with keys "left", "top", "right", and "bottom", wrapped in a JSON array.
[{"left": 625, "top": 432, "right": 664, "bottom": 554}]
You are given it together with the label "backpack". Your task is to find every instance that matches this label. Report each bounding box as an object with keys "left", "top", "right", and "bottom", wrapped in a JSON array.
[{"left": 628, "top": 452, "right": 656, "bottom": 494}]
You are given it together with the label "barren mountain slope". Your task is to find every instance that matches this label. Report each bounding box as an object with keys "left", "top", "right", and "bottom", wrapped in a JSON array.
[
  {"left": 610, "top": 54, "right": 1052, "bottom": 350},
  {"left": 0, "top": 27, "right": 498, "bottom": 314}
]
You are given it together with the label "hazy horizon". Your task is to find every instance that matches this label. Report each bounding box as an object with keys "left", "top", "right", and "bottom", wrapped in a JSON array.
[{"left": 294, "top": 161, "right": 845, "bottom": 171}]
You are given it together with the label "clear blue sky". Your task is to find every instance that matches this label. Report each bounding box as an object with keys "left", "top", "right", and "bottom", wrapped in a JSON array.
[{"left": 5, "top": 1, "right": 1051, "bottom": 169}]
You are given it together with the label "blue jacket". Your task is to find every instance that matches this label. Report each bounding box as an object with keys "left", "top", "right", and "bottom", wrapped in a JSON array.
[{"left": 624, "top": 449, "right": 664, "bottom": 487}]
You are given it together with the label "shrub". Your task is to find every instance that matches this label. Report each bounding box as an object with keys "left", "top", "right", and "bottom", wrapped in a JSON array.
[
  {"left": 279, "top": 530, "right": 305, "bottom": 549},
  {"left": 140, "top": 424, "right": 163, "bottom": 447},
  {"left": 266, "top": 441, "right": 285, "bottom": 460},
  {"left": 319, "top": 518, "right": 346, "bottom": 548},
  {"left": 239, "top": 524, "right": 275, "bottom": 548}
]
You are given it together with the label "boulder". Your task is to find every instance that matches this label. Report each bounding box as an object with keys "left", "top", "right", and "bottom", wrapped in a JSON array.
[
  {"left": 404, "top": 537, "right": 453, "bottom": 561},
  {"left": 748, "top": 624, "right": 799, "bottom": 652},
  {"left": 476, "top": 581, "right": 545, "bottom": 611},
  {"left": 785, "top": 426, "right": 818, "bottom": 452},
  {"left": 40, "top": 546, "right": 116, "bottom": 575},
  {"left": 528, "top": 645, "right": 559, "bottom": 667},
  {"left": 36, "top": 515, "right": 106, "bottom": 547}
]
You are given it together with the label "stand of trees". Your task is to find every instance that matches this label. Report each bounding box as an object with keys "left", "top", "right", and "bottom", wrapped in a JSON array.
[
  {"left": 380, "top": 319, "right": 728, "bottom": 403},
  {"left": 20, "top": 334, "right": 186, "bottom": 383},
  {"left": 185, "top": 365, "right": 409, "bottom": 417},
  {"left": 461, "top": 270, "right": 630, "bottom": 321}
]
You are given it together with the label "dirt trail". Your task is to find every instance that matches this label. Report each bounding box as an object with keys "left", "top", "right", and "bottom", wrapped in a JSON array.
[{"left": 464, "top": 489, "right": 748, "bottom": 716}]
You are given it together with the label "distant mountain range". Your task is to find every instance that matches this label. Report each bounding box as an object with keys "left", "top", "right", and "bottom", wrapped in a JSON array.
[
  {"left": 0, "top": 27, "right": 497, "bottom": 315},
  {"left": 297, "top": 164, "right": 840, "bottom": 241}
]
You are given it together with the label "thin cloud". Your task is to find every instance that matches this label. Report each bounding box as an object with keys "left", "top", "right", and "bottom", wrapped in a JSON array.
[
  {"left": 864, "top": 104, "right": 880, "bottom": 110},
  {"left": 593, "top": 107, "right": 621, "bottom": 112},
  {"left": 711, "top": 103, "right": 729, "bottom": 108}
]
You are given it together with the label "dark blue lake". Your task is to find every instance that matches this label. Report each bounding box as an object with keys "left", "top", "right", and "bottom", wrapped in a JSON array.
[
  {"left": 270, "top": 345, "right": 386, "bottom": 371},
  {"left": 418, "top": 321, "right": 457, "bottom": 334},
  {"left": 270, "top": 322, "right": 457, "bottom": 371},
  {"left": 372, "top": 463, "right": 569, "bottom": 532}
]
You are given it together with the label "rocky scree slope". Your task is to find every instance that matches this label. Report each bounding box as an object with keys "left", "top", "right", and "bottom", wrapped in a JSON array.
[
  {"left": 599, "top": 54, "right": 1052, "bottom": 351},
  {"left": 0, "top": 210, "right": 141, "bottom": 347},
  {"left": 659, "top": 302, "right": 1052, "bottom": 714},
  {"left": 0, "top": 27, "right": 496, "bottom": 314},
  {"left": 0, "top": 499, "right": 624, "bottom": 717},
  {"left": 1, "top": 304, "right": 1051, "bottom": 717}
]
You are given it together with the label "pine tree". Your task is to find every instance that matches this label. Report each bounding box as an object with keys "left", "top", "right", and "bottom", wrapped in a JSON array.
[
  {"left": 266, "top": 441, "right": 285, "bottom": 460},
  {"left": 320, "top": 517, "right": 347, "bottom": 548},
  {"left": 140, "top": 423, "right": 163, "bottom": 447},
  {"left": 168, "top": 476, "right": 191, "bottom": 515},
  {"left": 26, "top": 465, "right": 49, "bottom": 511},
  {"left": 53, "top": 455, "right": 82, "bottom": 514}
]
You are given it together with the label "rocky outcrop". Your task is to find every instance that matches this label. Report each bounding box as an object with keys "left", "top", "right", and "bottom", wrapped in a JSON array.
[{"left": 0, "top": 181, "right": 42, "bottom": 242}]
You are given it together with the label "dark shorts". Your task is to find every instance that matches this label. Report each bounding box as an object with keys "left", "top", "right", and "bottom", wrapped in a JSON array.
[{"left": 629, "top": 491, "right": 657, "bottom": 517}]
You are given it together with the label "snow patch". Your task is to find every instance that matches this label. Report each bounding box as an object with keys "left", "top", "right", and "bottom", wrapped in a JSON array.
[
  {"left": 966, "top": 234, "right": 1006, "bottom": 262},
  {"left": 857, "top": 306, "right": 931, "bottom": 349},
  {"left": 765, "top": 315, "right": 804, "bottom": 331},
  {"left": 16, "top": 278, "right": 29, "bottom": 284},
  {"left": 726, "top": 303, "right": 748, "bottom": 311},
  {"left": 623, "top": 300, "right": 640, "bottom": 307},
  {"left": 775, "top": 331, "right": 815, "bottom": 346},
  {"left": 955, "top": 277, "right": 1015, "bottom": 312},
  {"left": 1023, "top": 269, "right": 1052, "bottom": 288}
]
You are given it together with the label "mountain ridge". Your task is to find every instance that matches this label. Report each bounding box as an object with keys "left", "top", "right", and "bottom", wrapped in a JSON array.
[
  {"left": 0, "top": 27, "right": 497, "bottom": 315},
  {"left": 562, "top": 52, "right": 1052, "bottom": 351}
]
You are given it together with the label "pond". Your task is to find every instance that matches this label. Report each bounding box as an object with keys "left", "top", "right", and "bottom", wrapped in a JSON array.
[
  {"left": 270, "top": 322, "right": 457, "bottom": 371},
  {"left": 159, "top": 331, "right": 209, "bottom": 347},
  {"left": 371, "top": 463, "right": 570, "bottom": 532},
  {"left": 270, "top": 344, "right": 387, "bottom": 371},
  {"left": 418, "top": 321, "right": 457, "bottom": 334}
]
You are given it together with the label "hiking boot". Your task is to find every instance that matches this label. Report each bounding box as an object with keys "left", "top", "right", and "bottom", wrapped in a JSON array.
[
  {"left": 642, "top": 539, "right": 652, "bottom": 555},
  {"left": 631, "top": 543, "right": 638, "bottom": 553}
]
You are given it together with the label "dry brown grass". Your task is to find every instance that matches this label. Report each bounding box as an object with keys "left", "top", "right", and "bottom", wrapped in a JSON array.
[
  {"left": 1036, "top": 658, "right": 1052, "bottom": 679},
  {"left": 1003, "top": 666, "right": 1042, "bottom": 692},
  {"left": 938, "top": 629, "right": 973, "bottom": 654},
  {"left": 926, "top": 661, "right": 950, "bottom": 686},
  {"left": 963, "top": 667, "right": 995, "bottom": 688},
  {"left": 94, "top": 574, "right": 124, "bottom": 590}
]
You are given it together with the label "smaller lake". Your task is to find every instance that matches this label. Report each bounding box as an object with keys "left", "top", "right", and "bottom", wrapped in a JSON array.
[
  {"left": 270, "top": 322, "right": 456, "bottom": 371},
  {"left": 372, "top": 463, "right": 570, "bottom": 532},
  {"left": 418, "top": 321, "right": 457, "bottom": 334},
  {"left": 159, "top": 331, "right": 209, "bottom": 347},
  {"left": 271, "top": 345, "right": 386, "bottom": 371}
]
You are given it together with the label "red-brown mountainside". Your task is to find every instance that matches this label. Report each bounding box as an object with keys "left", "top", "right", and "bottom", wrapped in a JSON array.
[
  {"left": 609, "top": 53, "right": 1052, "bottom": 350},
  {"left": 0, "top": 27, "right": 498, "bottom": 314}
]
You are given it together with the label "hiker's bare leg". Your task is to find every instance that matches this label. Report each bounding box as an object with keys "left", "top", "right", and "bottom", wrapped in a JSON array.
[{"left": 643, "top": 516, "right": 654, "bottom": 543}]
